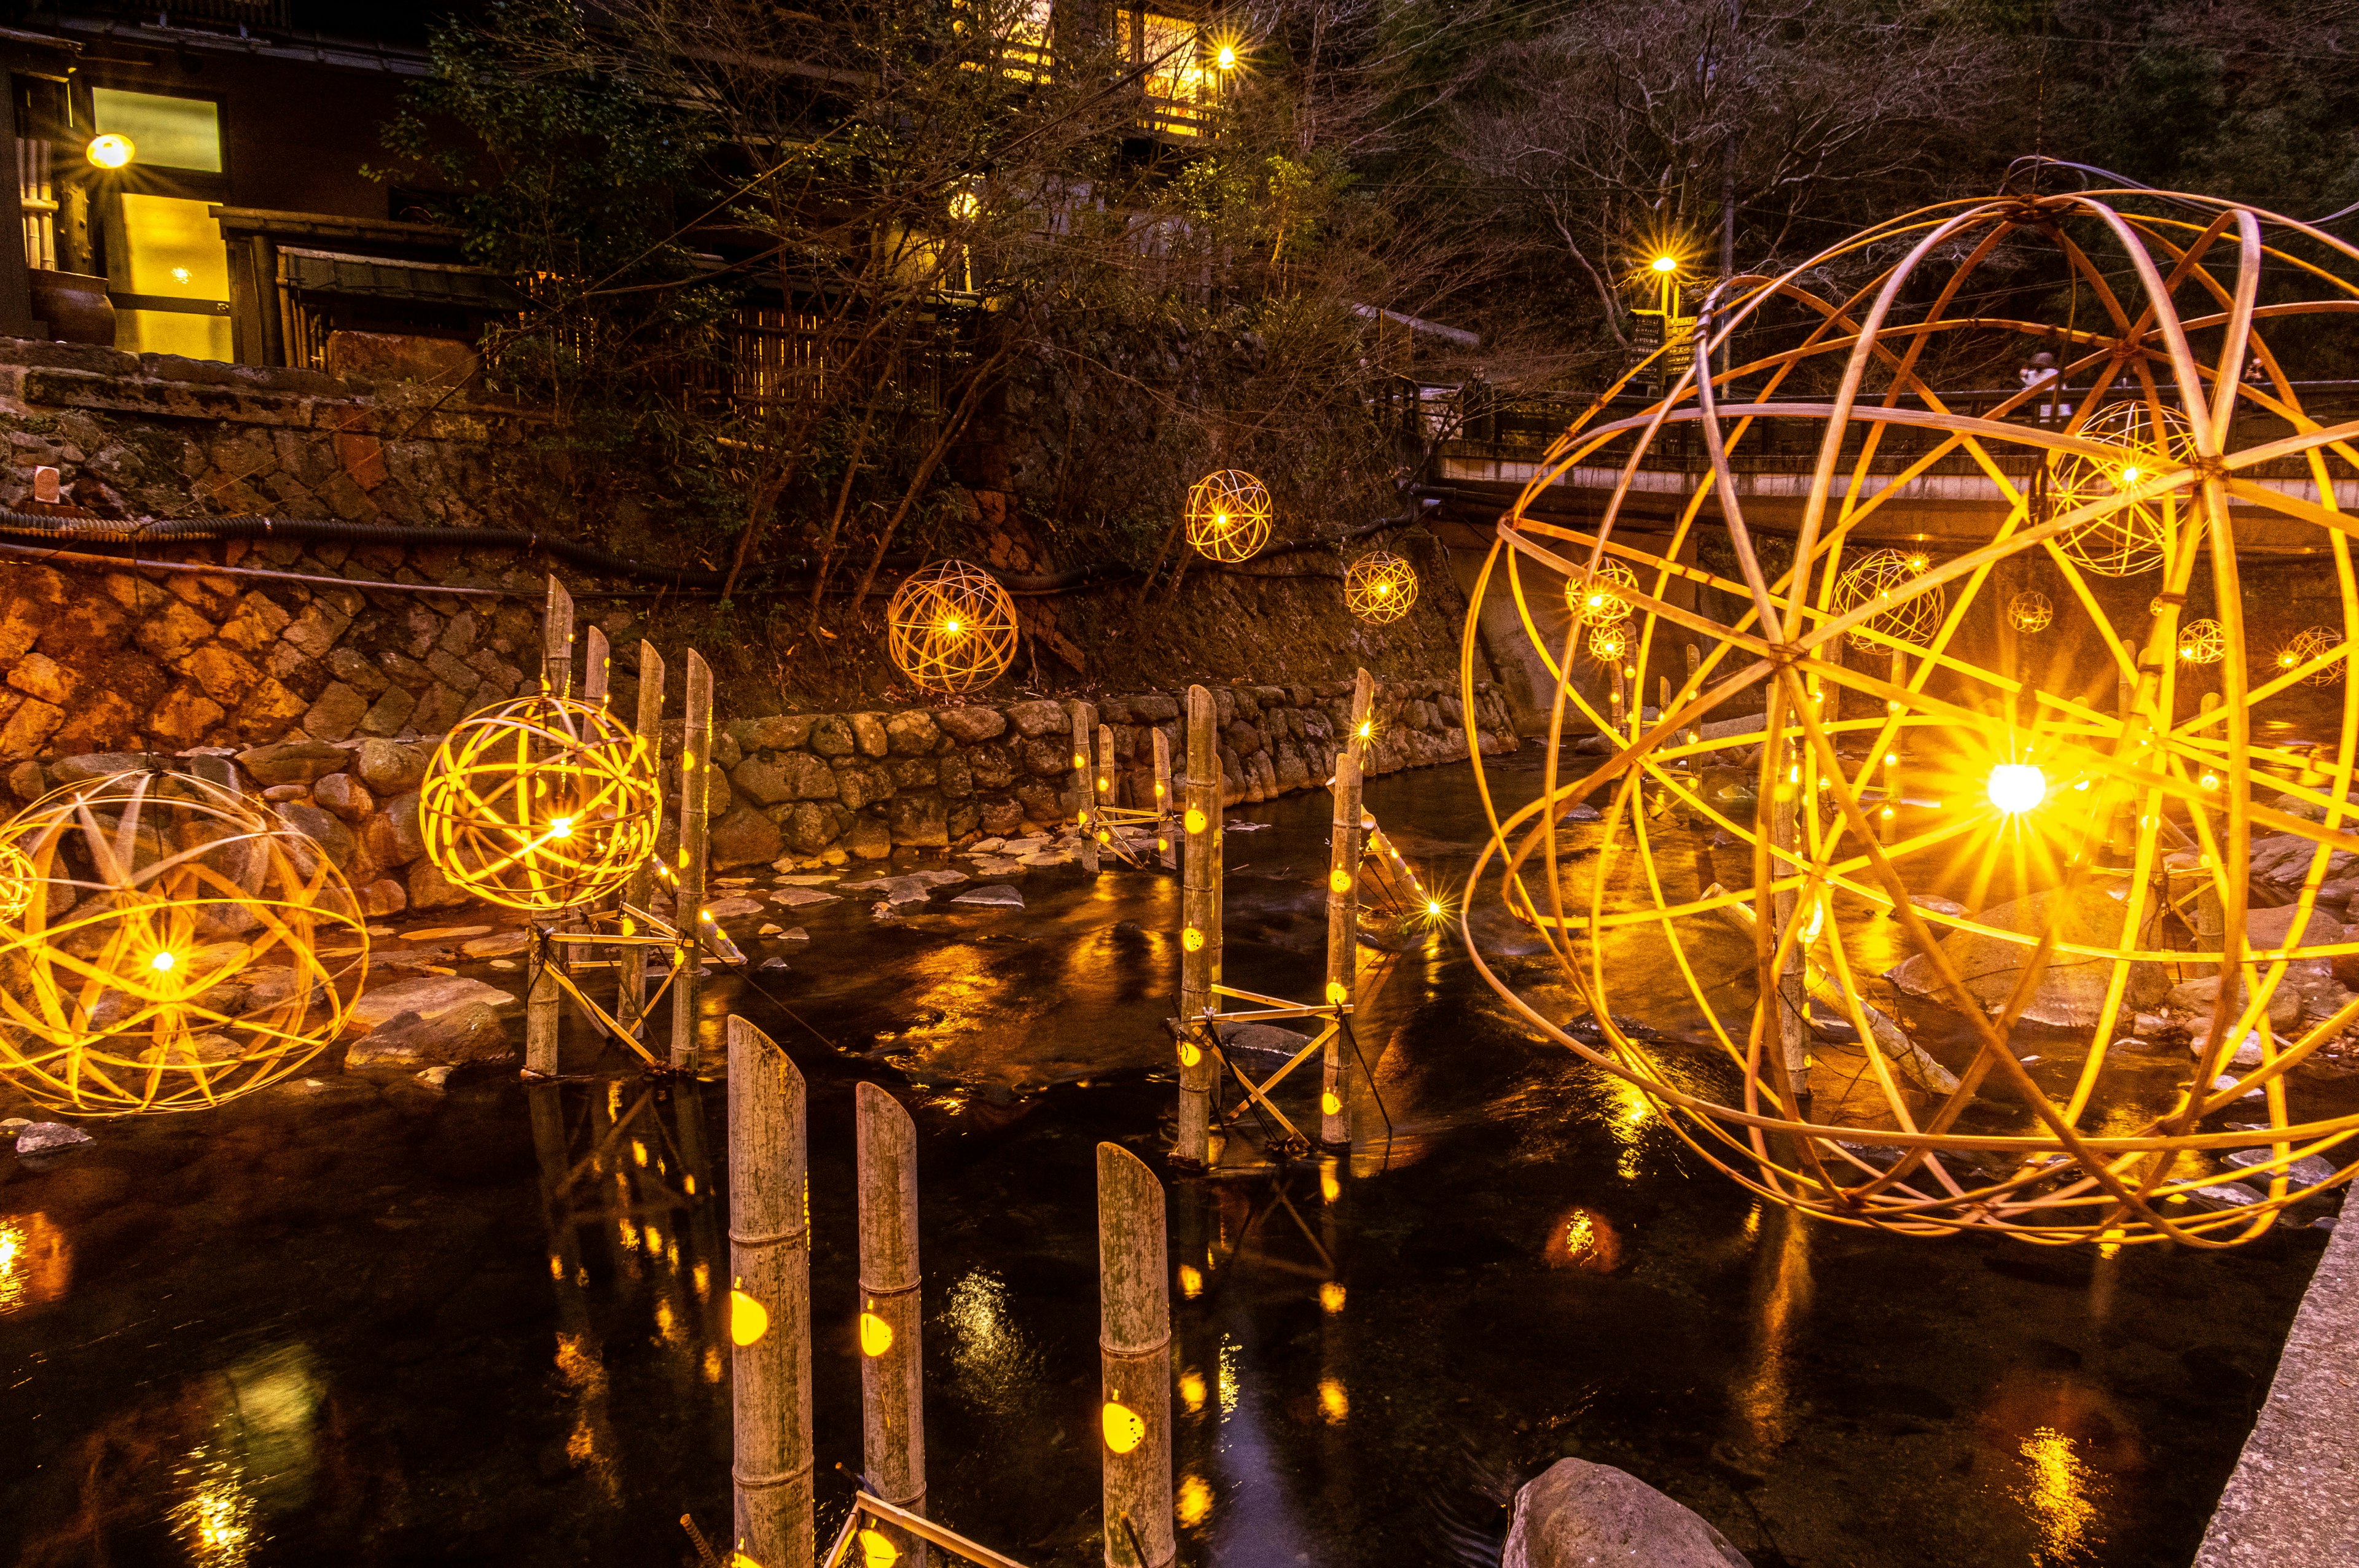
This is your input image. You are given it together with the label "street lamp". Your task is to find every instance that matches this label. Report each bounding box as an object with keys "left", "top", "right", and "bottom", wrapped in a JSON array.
[{"left": 85, "top": 133, "right": 133, "bottom": 170}]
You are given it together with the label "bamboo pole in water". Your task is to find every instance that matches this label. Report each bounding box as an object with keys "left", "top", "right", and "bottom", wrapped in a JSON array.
[
  {"left": 856, "top": 1082, "right": 928, "bottom": 1566},
  {"left": 1175, "top": 685, "right": 1221, "bottom": 1167},
  {"left": 1320, "top": 749, "right": 1363, "bottom": 1150},
  {"left": 729, "top": 1015, "right": 813, "bottom": 1568},
  {"left": 1071, "top": 700, "right": 1100, "bottom": 876},
  {"left": 1097, "top": 722, "right": 1117, "bottom": 857},
  {"left": 1685, "top": 643, "right": 1703, "bottom": 746},
  {"left": 1152, "top": 728, "right": 1175, "bottom": 871},
  {"left": 621, "top": 642, "right": 666, "bottom": 1040},
  {"left": 672, "top": 651, "right": 713, "bottom": 1071},
  {"left": 1098, "top": 1143, "right": 1174, "bottom": 1568},
  {"left": 525, "top": 598, "right": 577, "bottom": 1075}
]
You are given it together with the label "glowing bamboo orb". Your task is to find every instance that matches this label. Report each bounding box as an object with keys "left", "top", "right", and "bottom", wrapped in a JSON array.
[
  {"left": 1831, "top": 548, "right": 1945, "bottom": 650},
  {"left": 0, "top": 769, "right": 367, "bottom": 1115},
  {"left": 2279, "top": 626, "right": 2347, "bottom": 686},
  {"left": 2006, "top": 590, "right": 2054, "bottom": 634},
  {"left": 1464, "top": 188, "right": 2359, "bottom": 1247},
  {"left": 886, "top": 559, "right": 1019, "bottom": 693},
  {"left": 1343, "top": 551, "right": 1418, "bottom": 623},
  {"left": 1568, "top": 558, "right": 1640, "bottom": 625},
  {"left": 1184, "top": 469, "right": 1272, "bottom": 562},
  {"left": 420, "top": 693, "right": 662, "bottom": 913},
  {"left": 2051, "top": 403, "right": 2194, "bottom": 577},
  {"left": 0, "top": 838, "right": 33, "bottom": 923},
  {"left": 1587, "top": 626, "right": 1629, "bottom": 663},
  {"left": 2177, "top": 618, "right": 2226, "bottom": 665}
]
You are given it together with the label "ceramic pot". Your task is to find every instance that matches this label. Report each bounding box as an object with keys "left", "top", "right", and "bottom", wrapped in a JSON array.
[{"left": 26, "top": 269, "right": 115, "bottom": 346}]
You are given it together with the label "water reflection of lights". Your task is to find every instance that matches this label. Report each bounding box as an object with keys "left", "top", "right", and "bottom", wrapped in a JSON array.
[
  {"left": 1177, "top": 1263, "right": 1203, "bottom": 1298},
  {"left": 1319, "top": 1163, "right": 1340, "bottom": 1204},
  {"left": 172, "top": 1449, "right": 258, "bottom": 1567},
  {"left": 1543, "top": 1206, "right": 1625, "bottom": 1273},
  {"left": 2017, "top": 1427, "right": 2100, "bottom": 1561},
  {"left": 1218, "top": 1335, "right": 1242, "bottom": 1418},
  {"left": 1177, "top": 1472, "right": 1215, "bottom": 1527},
  {"left": 0, "top": 1211, "right": 69, "bottom": 1314},
  {"left": 1320, "top": 1280, "right": 1346, "bottom": 1313},
  {"left": 1180, "top": 1370, "right": 1208, "bottom": 1413},
  {"left": 1318, "top": 1378, "right": 1349, "bottom": 1423},
  {"left": 945, "top": 1269, "right": 1043, "bottom": 1414}
]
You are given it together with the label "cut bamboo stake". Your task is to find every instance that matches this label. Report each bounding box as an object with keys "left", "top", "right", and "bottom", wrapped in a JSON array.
[
  {"left": 1320, "top": 750, "right": 1363, "bottom": 1150},
  {"left": 856, "top": 1082, "right": 928, "bottom": 1567},
  {"left": 1098, "top": 1143, "right": 1175, "bottom": 1568},
  {"left": 1175, "top": 685, "right": 1221, "bottom": 1167},
  {"left": 621, "top": 642, "right": 667, "bottom": 1040},
  {"left": 584, "top": 625, "right": 611, "bottom": 704},
  {"left": 1070, "top": 700, "right": 1100, "bottom": 876},
  {"left": 1345, "top": 669, "right": 1377, "bottom": 768},
  {"left": 1685, "top": 644, "right": 1703, "bottom": 746},
  {"left": 673, "top": 650, "right": 713, "bottom": 1071},
  {"left": 526, "top": 946, "right": 561, "bottom": 1075},
  {"left": 1152, "top": 728, "right": 1175, "bottom": 871},
  {"left": 1097, "top": 722, "right": 1117, "bottom": 857},
  {"left": 543, "top": 574, "right": 575, "bottom": 697},
  {"left": 730, "top": 1016, "right": 814, "bottom": 1568}
]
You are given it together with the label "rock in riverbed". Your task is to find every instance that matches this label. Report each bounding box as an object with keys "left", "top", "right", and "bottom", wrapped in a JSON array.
[{"left": 1503, "top": 1459, "right": 1750, "bottom": 1567}]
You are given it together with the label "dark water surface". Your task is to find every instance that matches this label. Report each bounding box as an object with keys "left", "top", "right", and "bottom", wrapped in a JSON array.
[{"left": 1, "top": 751, "right": 2329, "bottom": 1567}]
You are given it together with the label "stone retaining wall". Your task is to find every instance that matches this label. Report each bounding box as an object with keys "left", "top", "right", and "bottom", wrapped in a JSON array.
[{"left": 5, "top": 678, "right": 1516, "bottom": 919}]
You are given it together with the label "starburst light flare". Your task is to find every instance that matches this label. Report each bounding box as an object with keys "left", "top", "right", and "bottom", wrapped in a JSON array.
[{"left": 1459, "top": 186, "right": 2359, "bottom": 1247}]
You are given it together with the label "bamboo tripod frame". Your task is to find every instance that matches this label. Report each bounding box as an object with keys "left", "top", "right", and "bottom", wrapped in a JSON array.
[{"left": 1458, "top": 187, "right": 2359, "bottom": 1246}]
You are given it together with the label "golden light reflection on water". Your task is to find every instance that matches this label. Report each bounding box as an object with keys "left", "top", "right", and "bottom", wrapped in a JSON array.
[
  {"left": 1318, "top": 1378, "right": 1349, "bottom": 1424},
  {"left": 1597, "top": 1070, "right": 1655, "bottom": 1179},
  {"left": 1218, "top": 1335, "right": 1241, "bottom": 1419},
  {"left": 1179, "top": 1370, "right": 1207, "bottom": 1414},
  {"left": 1732, "top": 1209, "right": 1811, "bottom": 1456},
  {"left": 0, "top": 1211, "right": 69, "bottom": 1315},
  {"left": 171, "top": 1449, "right": 257, "bottom": 1568},
  {"left": 945, "top": 1269, "right": 1041, "bottom": 1414},
  {"left": 2017, "top": 1427, "right": 2101, "bottom": 1562},
  {"left": 1177, "top": 1473, "right": 1214, "bottom": 1528}
]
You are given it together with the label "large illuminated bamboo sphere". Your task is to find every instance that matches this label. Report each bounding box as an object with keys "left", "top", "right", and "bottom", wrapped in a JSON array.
[
  {"left": 886, "top": 559, "right": 1019, "bottom": 693},
  {"left": 0, "top": 770, "right": 367, "bottom": 1114},
  {"left": 2006, "top": 590, "right": 2054, "bottom": 634},
  {"left": 1831, "top": 548, "right": 1945, "bottom": 651},
  {"left": 1183, "top": 469, "right": 1273, "bottom": 562},
  {"left": 1568, "top": 558, "right": 1641, "bottom": 625},
  {"left": 420, "top": 692, "right": 662, "bottom": 913},
  {"left": 1462, "top": 187, "right": 2359, "bottom": 1247},
  {"left": 2177, "top": 618, "right": 2226, "bottom": 665},
  {"left": 1343, "top": 551, "right": 1418, "bottom": 623},
  {"left": 2049, "top": 403, "right": 2194, "bottom": 577},
  {"left": 2279, "top": 626, "right": 2346, "bottom": 687}
]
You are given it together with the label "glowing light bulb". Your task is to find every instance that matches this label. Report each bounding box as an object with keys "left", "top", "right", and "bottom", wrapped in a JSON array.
[
  {"left": 2119, "top": 466, "right": 2142, "bottom": 485},
  {"left": 86, "top": 133, "right": 133, "bottom": 169},
  {"left": 942, "top": 618, "right": 962, "bottom": 636},
  {"left": 859, "top": 1311, "right": 894, "bottom": 1357},
  {"left": 1103, "top": 1401, "right": 1146, "bottom": 1454},
  {"left": 1178, "top": 1040, "right": 1202, "bottom": 1069},
  {"left": 1185, "top": 808, "right": 1207, "bottom": 834},
  {"left": 1328, "top": 868, "right": 1353, "bottom": 894},
  {"left": 1651, "top": 255, "right": 1677, "bottom": 273},
  {"left": 1356, "top": 721, "right": 1372, "bottom": 740},
  {"left": 730, "top": 1287, "right": 770, "bottom": 1346},
  {"left": 1325, "top": 981, "right": 1347, "bottom": 1005},
  {"left": 1375, "top": 582, "right": 1391, "bottom": 596},
  {"left": 1426, "top": 899, "right": 1442, "bottom": 917},
  {"left": 1987, "top": 763, "right": 2046, "bottom": 814},
  {"left": 1215, "top": 43, "right": 1237, "bottom": 68},
  {"left": 150, "top": 950, "right": 176, "bottom": 972},
  {"left": 1182, "top": 927, "right": 1203, "bottom": 953},
  {"left": 1321, "top": 1090, "right": 1343, "bottom": 1115},
  {"left": 549, "top": 816, "right": 574, "bottom": 838}
]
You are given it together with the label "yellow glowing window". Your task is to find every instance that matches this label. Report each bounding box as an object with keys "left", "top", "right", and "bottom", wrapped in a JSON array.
[
  {"left": 93, "top": 89, "right": 221, "bottom": 171},
  {"left": 1119, "top": 12, "right": 1208, "bottom": 102},
  {"left": 115, "top": 193, "right": 230, "bottom": 361}
]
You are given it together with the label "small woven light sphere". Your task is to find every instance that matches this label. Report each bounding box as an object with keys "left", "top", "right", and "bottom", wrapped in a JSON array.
[
  {"left": 0, "top": 838, "right": 34, "bottom": 923},
  {"left": 1831, "top": 548, "right": 1946, "bottom": 650},
  {"left": 1465, "top": 188, "right": 2359, "bottom": 1247},
  {"left": 420, "top": 693, "right": 662, "bottom": 913},
  {"left": 886, "top": 560, "right": 1019, "bottom": 693},
  {"left": 1183, "top": 469, "right": 1273, "bottom": 562},
  {"left": 2051, "top": 403, "right": 2194, "bottom": 577},
  {"left": 2006, "top": 590, "right": 2054, "bottom": 634},
  {"left": 2279, "top": 626, "right": 2347, "bottom": 686},
  {"left": 1343, "top": 551, "right": 1419, "bottom": 624},
  {"left": 2177, "top": 618, "right": 2227, "bottom": 665},
  {"left": 1587, "top": 626, "right": 1629, "bottom": 663},
  {"left": 0, "top": 769, "right": 368, "bottom": 1115},
  {"left": 1568, "top": 558, "right": 1641, "bottom": 625}
]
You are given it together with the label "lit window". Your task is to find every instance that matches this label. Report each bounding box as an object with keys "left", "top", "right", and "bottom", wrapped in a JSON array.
[{"left": 92, "top": 89, "right": 221, "bottom": 172}]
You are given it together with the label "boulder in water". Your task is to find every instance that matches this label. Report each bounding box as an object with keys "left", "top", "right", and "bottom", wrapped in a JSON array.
[
  {"left": 1891, "top": 884, "right": 2168, "bottom": 1028},
  {"left": 1503, "top": 1459, "right": 1750, "bottom": 1568}
]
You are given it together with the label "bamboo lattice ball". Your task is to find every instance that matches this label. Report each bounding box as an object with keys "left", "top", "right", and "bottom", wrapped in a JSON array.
[
  {"left": 2177, "top": 618, "right": 2227, "bottom": 665},
  {"left": 1587, "top": 626, "right": 1629, "bottom": 663},
  {"left": 886, "top": 560, "right": 1020, "bottom": 693},
  {"left": 2050, "top": 403, "right": 2194, "bottom": 578},
  {"left": 1831, "top": 548, "right": 1945, "bottom": 650},
  {"left": 2007, "top": 590, "right": 2054, "bottom": 634},
  {"left": 0, "top": 769, "right": 368, "bottom": 1115},
  {"left": 0, "top": 838, "right": 33, "bottom": 923},
  {"left": 1183, "top": 469, "right": 1273, "bottom": 562},
  {"left": 1568, "top": 558, "right": 1641, "bottom": 625},
  {"left": 420, "top": 692, "right": 662, "bottom": 913},
  {"left": 1462, "top": 188, "right": 2359, "bottom": 1247},
  {"left": 1343, "top": 551, "right": 1419, "bottom": 623},
  {"left": 2279, "top": 626, "right": 2347, "bottom": 686}
]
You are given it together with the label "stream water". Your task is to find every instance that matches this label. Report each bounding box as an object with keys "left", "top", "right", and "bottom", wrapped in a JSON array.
[{"left": 1, "top": 747, "right": 2331, "bottom": 1567}]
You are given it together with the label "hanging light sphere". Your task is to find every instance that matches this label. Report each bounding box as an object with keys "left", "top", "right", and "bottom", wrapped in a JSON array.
[
  {"left": 2006, "top": 590, "right": 2054, "bottom": 634},
  {"left": 1587, "top": 626, "right": 1629, "bottom": 663},
  {"left": 0, "top": 769, "right": 368, "bottom": 1115},
  {"left": 2279, "top": 626, "right": 2347, "bottom": 686},
  {"left": 2051, "top": 402, "right": 2194, "bottom": 577},
  {"left": 1463, "top": 188, "right": 2359, "bottom": 1247},
  {"left": 420, "top": 693, "right": 662, "bottom": 913},
  {"left": 1183, "top": 469, "right": 1273, "bottom": 563},
  {"left": 1568, "top": 558, "right": 1641, "bottom": 625},
  {"left": 2177, "top": 618, "right": 2227, "bottom": 665},
  {"left": 886, "top": 559, "right": 1020, "bottom": 694},
  {"left": 1831, "top": 547, "right": 1946, "bottom": 650},
  {"left": 1342, "top": 550, "right": 1419, "bottom": 623},
  {"left": 0, "top": 838, "right": 35, "bottom": 924}
]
